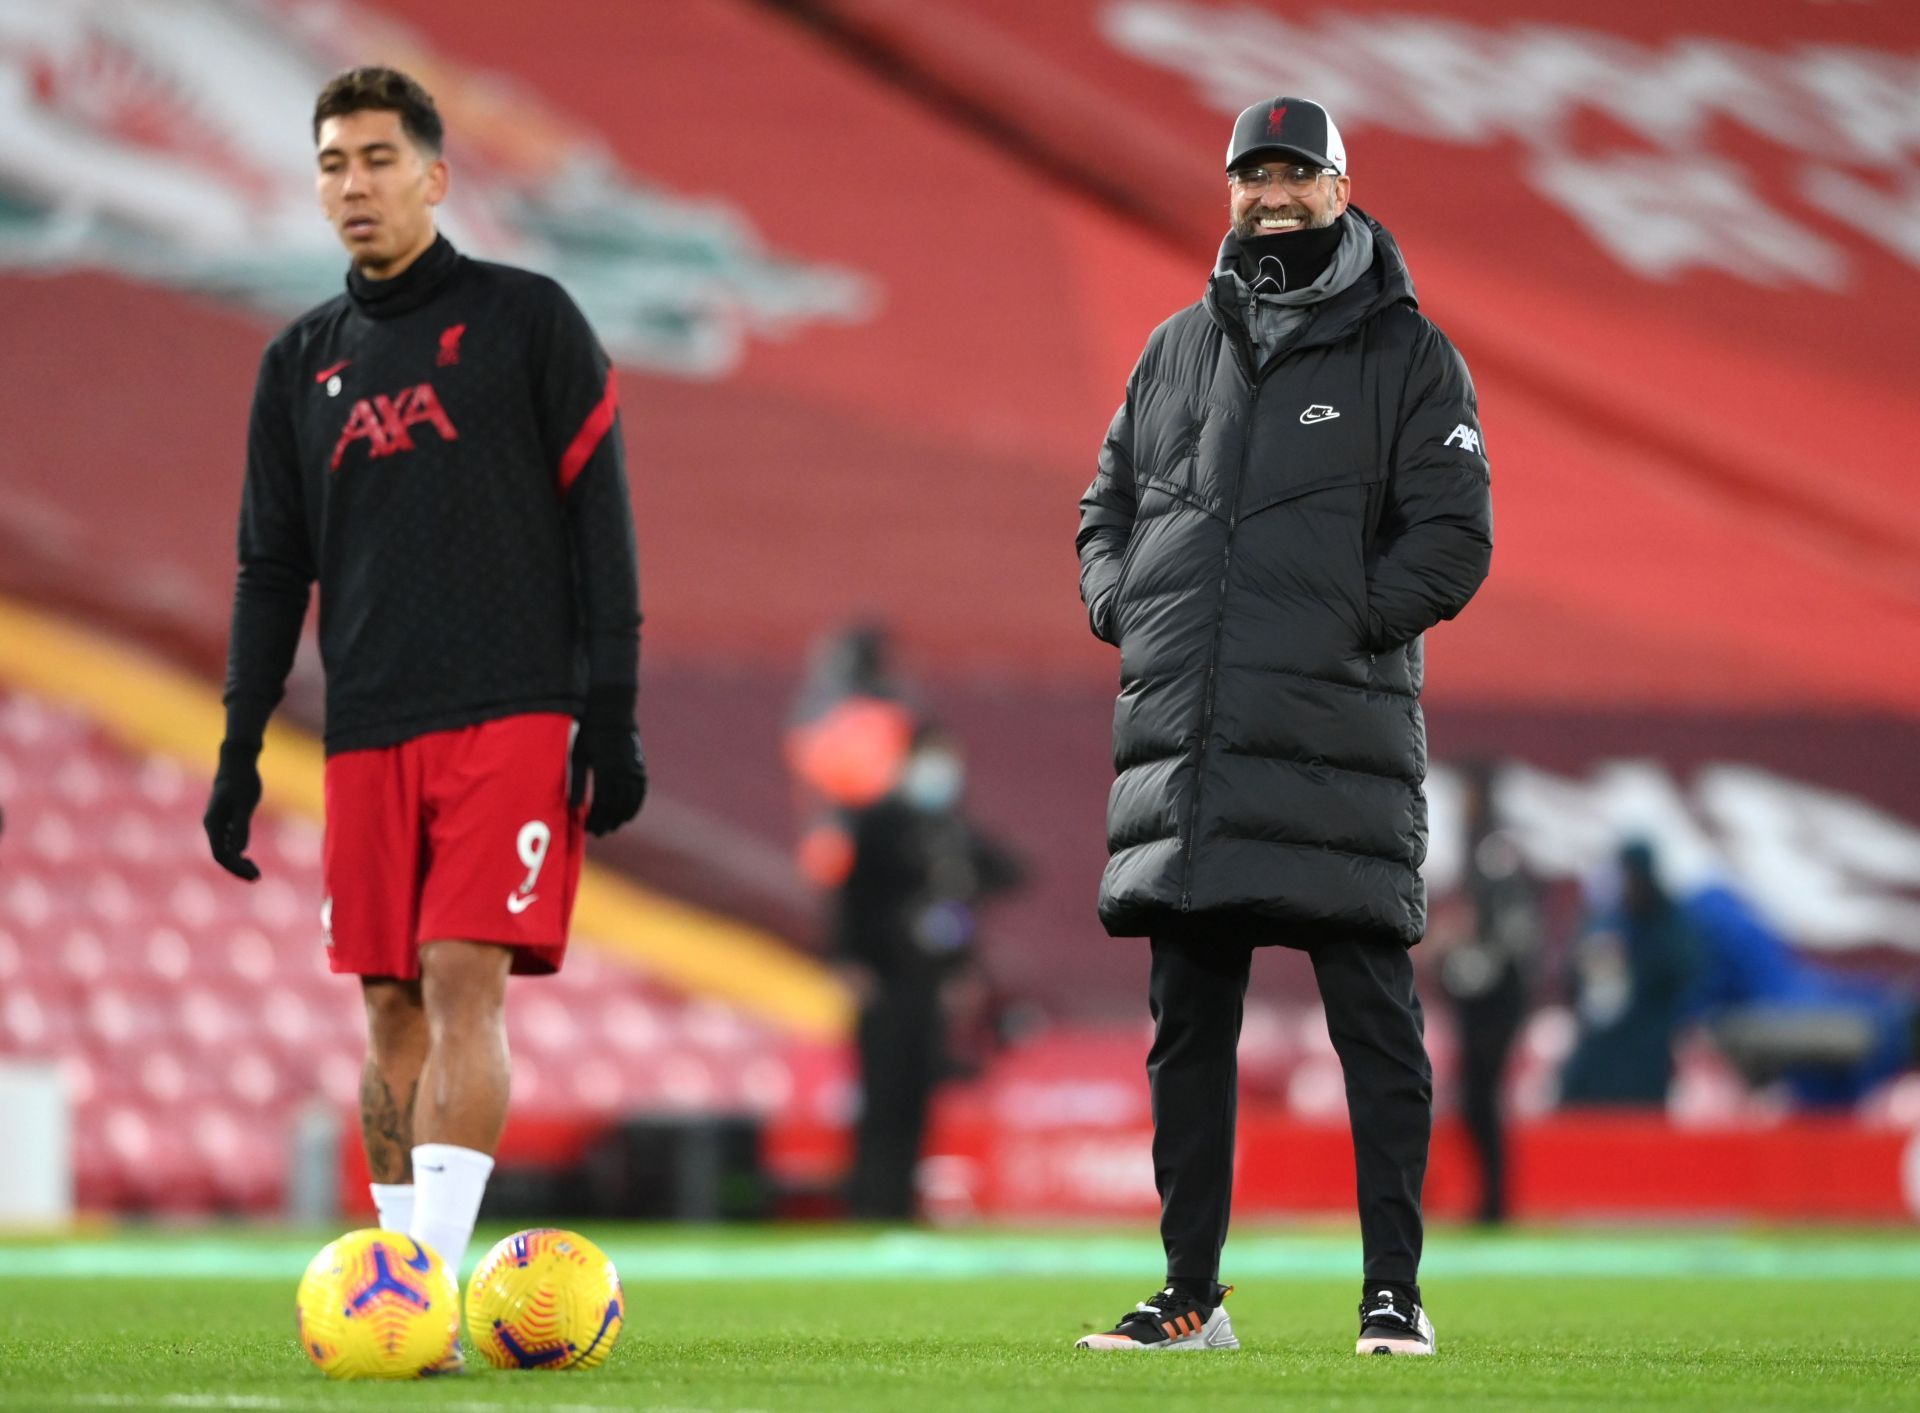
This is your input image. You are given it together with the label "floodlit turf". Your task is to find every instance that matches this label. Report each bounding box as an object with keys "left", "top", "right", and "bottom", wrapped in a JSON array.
[{"left": 2, "top": 1225, "right": 1918, "bottom": 1410}]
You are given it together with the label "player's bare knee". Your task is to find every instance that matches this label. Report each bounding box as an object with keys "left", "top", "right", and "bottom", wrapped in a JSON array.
[
  {"left": 419, "top": 939, "right": 511, "bottom": 1030},
  {"left": 360, "top": 976, "right": 425, "bottom": 1057}
]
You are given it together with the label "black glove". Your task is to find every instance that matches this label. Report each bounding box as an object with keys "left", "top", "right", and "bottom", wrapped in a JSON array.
[
  {"left": 203, "top": 740, "right": 264, "bottom": 881},
  {"left": 571, "top": 685, "right": 648, "bottom": 836}
]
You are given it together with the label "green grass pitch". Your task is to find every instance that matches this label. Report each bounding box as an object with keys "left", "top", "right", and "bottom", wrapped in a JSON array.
[{"left": 3, "top": 1224, "right": 1918, "bottom": 1410}]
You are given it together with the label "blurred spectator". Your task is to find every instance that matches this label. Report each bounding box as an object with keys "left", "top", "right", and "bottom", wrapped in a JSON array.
[
  {"left": 831, "top": 726, "right": 1023, "bottom": 1220},
  {"left": 1682, "top": 883, "right": 1919, "bottom": 1109},
  {"left": 783, "top": 623, "right": 917, "bottom": 888},
  {"left": 1431, "top": 761, "right": 1540, "bottom": 1223},
  {"left": 789, "top": 621, "right": 908, "bottom": 724},
  {"left": 1558, "top": 841, "right": 1700, "bottom": 1108}
]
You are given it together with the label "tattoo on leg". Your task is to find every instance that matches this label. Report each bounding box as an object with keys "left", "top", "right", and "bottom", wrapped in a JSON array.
[{"left": 360, "top": 1065, "right": 419, "bottom": 1184}]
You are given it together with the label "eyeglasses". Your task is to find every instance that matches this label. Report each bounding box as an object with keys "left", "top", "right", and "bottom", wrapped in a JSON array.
[{"left": 1228, "top": 163, "right": 1337, "bottom": 195}]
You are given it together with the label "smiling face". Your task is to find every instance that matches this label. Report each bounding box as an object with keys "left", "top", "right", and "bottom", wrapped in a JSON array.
[
  {"left": 315, "top": 108, "right": 447, "bottom": 279},
  {"left": 1228, "top": 154, "right": 1351, "bottom": 240}
]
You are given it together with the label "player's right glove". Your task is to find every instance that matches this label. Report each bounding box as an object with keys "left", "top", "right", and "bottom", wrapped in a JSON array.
[
  {"left": 203, "top": 740, "right": 264, "bottom": 881},
  {"left": 571, "top": 685, "right": 648, "bottom": 836}
]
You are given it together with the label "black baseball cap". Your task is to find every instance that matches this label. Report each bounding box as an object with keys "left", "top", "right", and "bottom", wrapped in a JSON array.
[{"left": 1226, "top": 96, "right": 1347, "bottom": 175}]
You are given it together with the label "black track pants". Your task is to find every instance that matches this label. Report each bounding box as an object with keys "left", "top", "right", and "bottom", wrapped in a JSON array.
[{"left": 1148, "top": 933, "right": 1431, "bottom": 1289}]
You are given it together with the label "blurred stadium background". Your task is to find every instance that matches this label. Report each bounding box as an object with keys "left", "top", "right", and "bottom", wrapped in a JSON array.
[{"left": 2, "top": 0, "right": 1919, "bottom": 1241}]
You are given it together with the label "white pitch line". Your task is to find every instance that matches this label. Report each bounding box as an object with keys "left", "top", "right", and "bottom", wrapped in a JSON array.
[{"left": 50, "top": 1401, "right": 291, "bottom": 1411}]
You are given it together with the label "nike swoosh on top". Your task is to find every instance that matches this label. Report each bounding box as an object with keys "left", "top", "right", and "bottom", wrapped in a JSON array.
[
  {"left": 507, "top": 892, "right": 537, "bottom": 914},
  {"left": 315, "top": 360, "right": 350, "bottom": 384}
]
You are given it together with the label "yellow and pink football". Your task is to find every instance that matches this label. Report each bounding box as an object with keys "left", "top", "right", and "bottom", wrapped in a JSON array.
[
  {"left": 294, "top": 1229, "right": 459, "bottom": 1380},
  {"left": 465, "top": 1227, "right": 623, "bottom": 1371}
]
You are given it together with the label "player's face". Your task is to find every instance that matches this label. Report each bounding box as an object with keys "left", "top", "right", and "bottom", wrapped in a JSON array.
[
  {"left": 315, "top": 109, "right": 448, "bottom": 279},
  {"left": 1228, "top": 160, "right": 1350, "bottom": 240}
]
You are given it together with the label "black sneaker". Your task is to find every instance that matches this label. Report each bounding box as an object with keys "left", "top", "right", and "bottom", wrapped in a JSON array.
[
  {"left": 1075, "top": 1284, "right": 1239, "bottom": 1351},
  {"left": 1355, "top": 1287, "right": 1435, "bottom": 1356}
]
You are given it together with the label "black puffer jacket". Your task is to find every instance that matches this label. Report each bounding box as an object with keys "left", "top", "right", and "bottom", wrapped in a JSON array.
[{"left": 1077, "top": 209, "right": 1492, "bottom": 945}]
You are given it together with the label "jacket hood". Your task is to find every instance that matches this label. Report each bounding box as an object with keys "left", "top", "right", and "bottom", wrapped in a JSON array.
[{"left": 1209, "top": 206, "right": 1417, "bottom": 351}]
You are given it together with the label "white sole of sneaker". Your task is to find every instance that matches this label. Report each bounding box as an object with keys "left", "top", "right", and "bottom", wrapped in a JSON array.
[
  {"left": 1356, "top": 1332, "right": 1435, "bottom": 1356},
  {"left": 1076, "top": 1307, "right": 1240, "bottom": 1351},
  {"left": 1356, "top": 1304, "right": 1436, "bottom": 1356}
]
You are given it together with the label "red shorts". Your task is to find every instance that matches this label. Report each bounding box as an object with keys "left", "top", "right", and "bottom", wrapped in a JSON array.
[{"left": 322, "top": 713, "right": 585, "bottom": 978}]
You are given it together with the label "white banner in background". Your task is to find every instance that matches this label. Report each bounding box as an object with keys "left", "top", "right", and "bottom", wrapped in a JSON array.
[
  {"left": 1104, "top": 1, "right": 1920, "bottom": 289},
  {"left": 1424, "top": 759, "right": 1920, "bottom": 952},
  {"left": 0, "top": 0, "right": 876, "bottom": 376}
]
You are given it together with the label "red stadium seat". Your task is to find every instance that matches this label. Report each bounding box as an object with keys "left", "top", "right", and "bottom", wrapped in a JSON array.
[
  {"left": 1, "top": 984, "right": 72, "bottom": 1056},
  {"left": 222, "top": 1048, "right": 287, "bottom": 1109},
  {"left": 139, "top": 924, "right": 194, "bottom": 984},
  {"left": 512, "top": 991, "right": 576, "bottom": 1056},
  {"left": 195, "top": 1104, "right": 287, "bottom": 1212},
  {"left": 734, "top": 1055, "right": 797, "bottom": 1113},
  {"left": 80, "top": 984, "right": 160, "bottom": 1050},
  {"left": 315, "top": 1049, "right": 364, "bottom": 1107},
  {"left": 596, "top": 994, "right": 669, "bottom": 1054},
  {"left": 0, "top": 924, "right": 28, "bottom": 984},
  {"left": 653, "top": 1053, "right": 718, "bottom": 1111},
  {"left": 93, "top": 1102, "right": 208, "bottom": 1212},
  {"left": 565, "top": 1055, "right": 628, "bottom": 1113}
]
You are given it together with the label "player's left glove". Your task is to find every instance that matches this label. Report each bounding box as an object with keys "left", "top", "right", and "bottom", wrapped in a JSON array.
[
  {"left": 571, "top": 685, "right": 648, "bottom": 836},
  {"left": 203, "top": 739, "right": 264, "bottom": 881}
]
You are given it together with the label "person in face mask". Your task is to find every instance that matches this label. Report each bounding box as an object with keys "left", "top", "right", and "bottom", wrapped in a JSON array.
[{"left": 830, "top": 726, "right": 1023, "bottom": 1220}]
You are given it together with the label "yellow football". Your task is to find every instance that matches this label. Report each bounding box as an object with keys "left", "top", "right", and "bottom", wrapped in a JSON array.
[
  {"left": 294, "top": 1229, "right": 458, "bottom": 1380},
  {"left": 465, "top": 1227, "right": 623, "bottom": 1371}
]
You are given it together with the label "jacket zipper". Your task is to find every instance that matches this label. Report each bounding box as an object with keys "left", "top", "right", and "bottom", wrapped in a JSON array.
[{"left": 1181, "top": 318, "right": 1260, "bottom": 910}]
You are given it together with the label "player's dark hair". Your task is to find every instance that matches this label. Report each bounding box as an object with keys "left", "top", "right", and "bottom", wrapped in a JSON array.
[{"left": 312, "top": 67, "right": 444, "bottom": 154}]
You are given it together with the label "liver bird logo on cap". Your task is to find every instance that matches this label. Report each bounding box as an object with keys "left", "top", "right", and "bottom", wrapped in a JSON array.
[{"left": 1267, "top": 104, "right": 1288, "bottom": 135}]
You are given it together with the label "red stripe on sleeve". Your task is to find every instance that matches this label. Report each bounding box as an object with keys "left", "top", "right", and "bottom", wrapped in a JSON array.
[{"left": 556, "top": 371, "right": 619, "bottom": 493}]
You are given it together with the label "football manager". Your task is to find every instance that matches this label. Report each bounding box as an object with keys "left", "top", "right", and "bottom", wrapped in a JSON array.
[{"left": 1073, "top": 96, "right": 1492, "bottom": 1357}]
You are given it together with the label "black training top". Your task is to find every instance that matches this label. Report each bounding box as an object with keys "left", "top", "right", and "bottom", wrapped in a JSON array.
[{"left": 221, "top": 234, "right": 640, "bottom": 755}]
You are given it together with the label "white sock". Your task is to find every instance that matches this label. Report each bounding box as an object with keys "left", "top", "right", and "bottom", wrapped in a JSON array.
[
  {"left": 408, "top": 1143, "right": 494, "bottom": 1280},
  {"left": 369, "top": 1182, "right": 415, "bottom": 1234}
]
